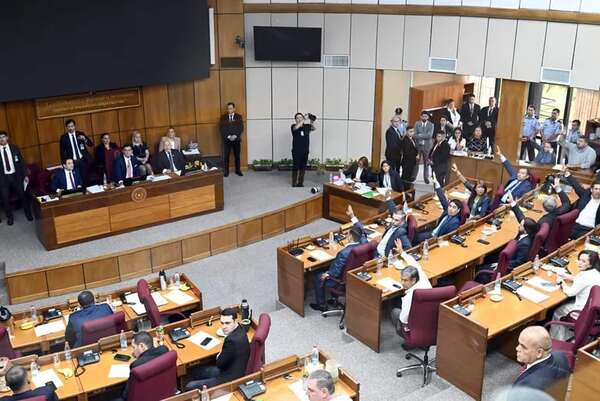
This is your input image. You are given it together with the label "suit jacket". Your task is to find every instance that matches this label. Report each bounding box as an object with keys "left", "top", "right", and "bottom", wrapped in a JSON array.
[
  {"left": 567, "top": 174, "right": 600, "bottom": 226},
  {"left": 378, "top": 169, "right": 404, "bottom": 193},
  {"left": 429, "top": 140, "right": 450, "bottom": 170},
  {"left": 94, "top": 143, "right": 119, "bottom": 168},
  {"left": 414, "top": 121, "right": 434, "bottom": 147},
  {"left": 158, "top": 136, "right": 182, "bottom": 152},
  {"left": 113, "top": 155, "right": 142, "bottom": 182},
  {"left": 122, "top": 345, "right": 169, "bottom": 400},
  {"left": 50, "top": 168, "right": 83, "bottom": 192},
  {"left": 220, "top": 113, "right": 244, "bottom": 141},
  {"left": 513, "top": 190, "right": 571, "bottom": 227},
  {"left": 431, "top": 186, "right": 462, "bottom": 236},
  {"left": 215, "top": 325, "right": 251, "bottom": 384},
  {"left": 0, "top": 144, "right": 27, "bottom": 186},
  {"left": 400, "top": 136, "right": 418, "bottom": 168},
  {"left": 460, "top": 103, "right": 480, "bottom": 132},
  {"left": 155, "top": 149, "right": 186, "bottom": 174},
  {"left": 59, "top": 131, "right": 93, "bottom": 162},
  {"left": 328, "top": 222, "right": 368, "bottom": 278},
  {"left": 2, "top": 384, "right": 58, "bottom": 401},
  {"left": 65, "top": 303, "right": 113, "bottom": 348},
  {"left": 502, "top": 160, "right": 534, "bottom": 200},
  {"left": 380, "top": 223, "right": 412, "bottom": 256},
  {"left": 480, "top": 106, "right": 499, "bottom": 129},
  {"left": 463, "top": 181, "right": 490, "bottom": 218},
  {"left": 385, "top": 126, "right": 404, "bottom": 161},
  {"left": 511, "top": 234, "right": 532, "bottom": 268},
  {"left": 344, "top": 164, "right": 372, "bottom": 183},
  {"left": 512, "top": 352, "right": 570, "bottom": 393}
]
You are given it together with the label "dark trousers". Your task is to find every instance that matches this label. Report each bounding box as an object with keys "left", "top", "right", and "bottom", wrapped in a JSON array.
[
  {"left": 223, "top": 140, "right": 241, "bottom": 173},
  {"left": 433, "top": 167, "right": 448, "bottom": 187},
  {"left": 401, "top": 162, "right": 418, "bottom": 190},
  {"left": 571, "top": 223, "right": 593, "bottom": 240},
  {"left": 483, "top": 127, "right": 496, "bottom": 150},
  {"left": 520, "top": 139, "right": 535, "bottom": 161},
  {"left": 389, "top": 158, "right": 401, "bottom": 173},
  {"left": 0, "top": 174, "right": 31, "bottom": 219},
  {"left": 292, "top": 150, "right": 309, "bottom": 172},
  {"left": 414, "top": 230, "right": 433, "bottom": 244},
  {"left": 185, "top": 365, "right": 222, "bottom": 391},
  {"left": 314, "top": 273, "right": 343, "bottom": 305}
]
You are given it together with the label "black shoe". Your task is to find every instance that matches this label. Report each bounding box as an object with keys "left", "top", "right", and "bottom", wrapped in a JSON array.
[
  {"left": 235, "top": 171, "right": 243, "bottom": 176},
  {"left": 424, "top": 178, "right": 430, "bottom": 184},
  {"left": 224, "top": 171, "right": 229, "bottom": 177},
  {"left": 309, "top": 303, "right": 327, "bottom": 312},
  {"left": 7, "top": 217, "right": 14, "bottom": 226},
  {"left": 26, "top": 213, "right": 33, "bottom": 221}
]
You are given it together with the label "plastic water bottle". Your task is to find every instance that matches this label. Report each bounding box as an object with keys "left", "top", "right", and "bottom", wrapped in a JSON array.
[
  {"left": 311, "top": 345, "right": 319, "bottom": 366},
  {"left": 201, "top": 385, "right": 210, "bottom": 401},
  {"left": 159, "top": 270, "right": 167, "bottom": 291},
  {"left": 119, "top": 330, "right": 128, "bottom": 350},
  {"left": 329, "top": 172, "right": 333, "bottom": 183},
  {"left": 388, "top": 251, "right": 396, "bottom": 267},
  {"left": 30, "top": 360, "right": 39, "bottom": 377},
  {"left": 533, "top": 255, "right": 541, "bottom": 274},
  {"left": 422, "top": 241, "right": 429, "bottom": 260},
  {"left": 174, "top": 272, "right": 181, "bottom": 287},
  {"left": 64, "top": 342, "right": 72, "bottom": 361},
  {"left": 53, "top": 353, "right": 60, "bottom": 368},
  {"left": 329, "top": 232, "right": 334, "bottom": 245},
  {"left": 403, "top": 200, "right": 409, "bottom": 214},
  {"left": 376, "top": 256, "right": 383, "bottom": 274},
  {"left": 30, "top": 306, "right": 37, "bottom": 322},
  {"left": 494, "top": 272, "right": 502, "bottom": 294},
  {"left": 157, "top": 326, "right": 165, "bottom": 346}
]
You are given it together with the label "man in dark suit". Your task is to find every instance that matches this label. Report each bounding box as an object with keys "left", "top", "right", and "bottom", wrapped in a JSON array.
[
  {"left": 376, "top": 209, "right": 412, "bottom": 258},
  {"left": 65, "top": 290, "right": 113, "bottom": 348},
  {"left": 509, "top": 178, "right": 571, "bottom": 228},
  {"left": 185, "top": 308, "right": 250, "bottom": 390},
  {"left": 512, "top": 326, "right": 569, "bottom": 395},
  {"left": 220, "top": 102, "right": 244, "bottom": 177},
  {"left": 480, "top": 96, "right": 499, "bottom": 149},
  {"left": 563, "top": 166, "right": 600, "bottom": 239},
  {"left": 51, "top": 158, "right": 83, "bottom": 193},
  {"left": 415, "top": 111, "right": 435, "bottom": 184},
  {"left": 400, "top": 127, "right": 419, "bottom": 190},
  {"left": 113, "top": 144, "right": 142, "bottom": 184},
  {"left": 59, "top": 119, "right": 93, "bottom": 184},
  {"left": 310, "top": 205, "right": 367, "bottom": 312},
  {"left": 497, "top": 146, "right": 534, "bottom": 203},
  {"left": 414, "top": 178, "right": 463, "bottom": 244},
  {"left": 121, "top": 331, "right": 169, "bottom": 400},
  {"left": 460, "top": 94, "right": 480, "bottom": 139},
  {"left": 156, "top": 140, "right": 186, "bottom": 175},
  {"left": 385, "top": 116, "right": 405, "bottom": 172},
  {"left": 3, "top": 365, "right": 59, "bottom": 401},
  {"left": 428, "top": 132, "right": 451, "bottom": 187},
  {"left": 0, "top": 131, "right": 32, "bottom": 225}
]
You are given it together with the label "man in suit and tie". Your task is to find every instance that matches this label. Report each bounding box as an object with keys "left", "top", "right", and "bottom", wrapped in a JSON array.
[
  {"left": 376, "top": 209, "right": 412, "bottom": 258},
  {"left": 400, "top": 127, "right": 419, "bottom": 190},
  {"left": 185, "top": 308, "right": 250, "bottom": 390},
  {"left": 460, "top": 94, "right": 480, "bottom": 139},
  {"left": 415, "top": 177, "right": 463, "bottom": 243},
  {"left": 385, "top": 116, "right": 405, "bottom": 173},
  {"left": 156, "top": 140, "right": 186, "bottom": 175},
  {"left": 497, "top": 146, "right": 533, "bottom": 203},
  {"left": 310, "top": 205, "right": 368, "bottom": 312},
  {"left": 428, "top": 132, "right": 451, "bottom": 187},
  {"left": 480, "top": 96, "right": 499, "bottom": 149},
  {"left": 113, "top": 144, "right": 142, "bottom": 184},
  {"left": 0, "top": 131, "right": 32, "bottom": 225},
  {"left": 59, "top": 119, "right": 93, "bottom": 184},
  {"left": 122, "top": 331, "right": 170, "bottom": 400},
  {"left": 512, "top": 326, "right": 569, "bottom": 395},
  {"left": 220, "top": 102, "right": 244, "bottom": 177},
  {"left": 3, "top": 365, "right": 59, "bottom": 401},
  {"left": 51, "top": 158, "right": 83, "bottom": 193},
  {"left": 414, "top": 111, "right": 435, "bottom": 184},
  {"left": 65, "top": 290, "right": 113, "bottom": 348}
]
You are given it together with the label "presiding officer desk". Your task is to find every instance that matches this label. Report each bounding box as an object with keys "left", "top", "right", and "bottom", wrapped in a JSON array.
[
  {"left": 436, "top": 232, "right": 599, "bottom": 401},
  {"left": 278, "top": 181, "right": 470, "bottom": 317},
  {"left": 34, "top": 170, "right": 224, "bottom": 250},
  {"left": 2, "top": 274, "right": 202, "bottom": 354}
]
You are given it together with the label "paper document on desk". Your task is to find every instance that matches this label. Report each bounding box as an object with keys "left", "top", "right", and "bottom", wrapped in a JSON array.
[
  {"left": 448, "top": 191, "right": 470, "bottom": 200},
  {"left": 32, "top": 369, "right": 63, "bottom": 389},
  {"left": 376, "top": 277, "right": 402, "bottom": 293},
  {"left": 526, "top": 277, "right": 559, "bottom": 293},
  {"left": 63, "top": 314, "right": 69, "bottom": 325},
  {"left": 164, "top": 290, "right": 194, "bottom": 305},
  {"left": 34, "top": 320, "right": 65, "bottom": 337},
  {"left": 86, "top": 185, "right": 104, "bottom": 194},
  {"left": 188, "top": 331, "right": 221, "bottom": 350},
  {"left": 37, "top": 195, "right": 58, "bottom": 203},
  {"left": 354, "top": 186, "right": 371, "bottom": 195},
  {"left": 516, "top": 286, "right": 549, "bottom": 304},
  {"left": 310, "top": 250, "right": 333, "bottom": 262},
  {"left": 149, "top": 174, "right": 172, "bottom": 182},
  {"left": 108, "top": 364, "right": 130, "bottom": 378},
  {"left": 212, "top": 394, "right": 232, "bottom": 401},
  {"left": 289, "top": 380, "right": 310, "bottom": 401},
  {"left": 151, "top": 292, "right": 168, "bottom": 306}
]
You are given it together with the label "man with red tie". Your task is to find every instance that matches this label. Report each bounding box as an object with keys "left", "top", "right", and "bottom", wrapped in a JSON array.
[
  {"left": 0, "top": 131, "right": 32, "bottom": 225},
  {"left": 51, "top": 158, "right": 83, "bottom": 193},
  {"left": 113, "top": 144, "right": 141, "bottom": 184}
]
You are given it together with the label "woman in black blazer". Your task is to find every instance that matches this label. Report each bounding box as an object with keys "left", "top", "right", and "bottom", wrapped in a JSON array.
[
  {"left": 378, "top": 160, "right": 404, "bottom": 192},
  {"left": 452, "top": 163, "right": 490, "bottom": 219},
  {"left": 344, "top": 156, "right": 372, "bottom": 183}
]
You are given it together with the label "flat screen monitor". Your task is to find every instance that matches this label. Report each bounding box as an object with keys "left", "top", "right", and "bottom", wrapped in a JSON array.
[{"left": 253, "top": 26, "right": 321, "bottom": 62}]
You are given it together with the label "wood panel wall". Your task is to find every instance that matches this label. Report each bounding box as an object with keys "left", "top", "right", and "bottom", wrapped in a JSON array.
[
  {"left": 0, "top": 0, "right": 247, "bottom": 170},
  {"left": 497, "top": 80, "right": 529, "bottom": 162}
]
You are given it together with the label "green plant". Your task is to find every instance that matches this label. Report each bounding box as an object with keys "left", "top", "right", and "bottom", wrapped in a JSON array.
[
  {"left": 252, "top": 159, "right": 272, "bottom": 166},
  {"left": 324, "top": 158, "right": 344, "bottom": 165},
  {"left": 308, "top": 158, "right": 321, "bottom": 166},
  {"left": 278, "top": 158, "right": 293, "bottom": 165}
]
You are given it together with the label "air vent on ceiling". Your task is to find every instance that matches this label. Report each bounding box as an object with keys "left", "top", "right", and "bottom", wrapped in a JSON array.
[
  {"left": 429, "top": 57, "right": 457, "bottom": 73},
  {"left": 324, "top": 55, "right": 349, "bottom": 68},
  {"left": 540, "top": 67, "right": 571, "bottom": 85}
]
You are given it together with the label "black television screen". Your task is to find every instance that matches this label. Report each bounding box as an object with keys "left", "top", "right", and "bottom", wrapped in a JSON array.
[
  {"left": 0, "top": 0, "right": 211, "bottom": 102},
  {"left": 253, "top": 26, "right": 321, "bottom": 62}
]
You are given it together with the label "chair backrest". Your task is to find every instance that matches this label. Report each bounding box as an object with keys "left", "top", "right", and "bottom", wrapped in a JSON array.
[
  {"left": 528, "top": 222, "right": 550, "bottom": 261},
  {"left": 245, "top": 313, "right": 271, "bottom": 375},
  {"left": 128, "top": 350, "right": 178, "bottom": 401},
  {"left": 407, "top": 215, "right": 417, "bottom": 243},
  {"left": 572, "top": 285, "right": 600, "bottom": 350},
  {"left": 490, "top": 184, "right": 505, "bottom": 211},
  {"left": 529, "top": 172, "right": 539, "bottom": 186},
  {"left": 498, "top": 240, "right": 519, "bottom": 275},
  {"left": 81, "top": 311, "right": 127, "bottom": 346},
  {"left": 343, "top": 241, "right": 378, "bottom": 279},
  {"left": 137, "top": 279, "right": 161, "bottom": 328},
  {"left": 17, "top": 397, "right": 46, "bottom": 401},
  {"left": 546, "top": 209, "right": 580, "bottom": 253},
  {"left": 460, "top": 200, "right": 470, "bottom": 225},
  {"left": 0, "top": 326, "right": 20, "bottom": 359},
  {"left": 405, "top": 286, "right": 457, "bottom": 348}
]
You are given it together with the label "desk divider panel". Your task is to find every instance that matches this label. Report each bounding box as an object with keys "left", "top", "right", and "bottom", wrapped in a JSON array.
[
  {"left": 571, "top": 340, "right": 600, "bottom": 401},
  {"left": 46, "top": 264, "right": 85, "bottom": 296},
  {"left": 151, "top": 241, "right": 183, "bottom": 271},
  {"left": 83, "top": 257, "right": 120, "bottom": 288},
  {"left": 181, "top": 233, "right": 211, "bottom": 263},
  {"left": 305, "top": 196, "right": 323, "bottom": 222},
  {"left": 210, "top": 225, "right": 237, "bottom": 254},
  {"left": 237, "top": 217, "right": 263, "bottom": 247},
  {"left": 345, "top": 270, "right": 383, "bottom": 352},
  {"left": 276, "top": 248, "right": 306, "bottom": 317},
  {"left": 285, "top": 203, "right": 307, "bottom": 230},
  {"left": 262, "top": 211, "right": 286, "bottom": 239},
  {"left": 118, "top": 249, "right": 152, "bottom": 279}
]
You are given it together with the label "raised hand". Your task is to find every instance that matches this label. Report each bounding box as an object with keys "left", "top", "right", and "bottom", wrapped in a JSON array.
[
  {"left": 451, "top": 163, "right": 458, "bottom": 173},
  {"left": 346, "top": 205, "right": 354, "bottom": 218},
  {"left": 394, "top": 238, "right": 403, "bottom": 254},
  {"left": 495, "top": 145, "right": 502, "bottom": 157}
]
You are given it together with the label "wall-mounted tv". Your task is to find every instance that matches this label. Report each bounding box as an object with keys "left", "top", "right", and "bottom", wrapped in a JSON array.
[{"left": 253, "top": 26, "right": 321, "bottom": 62}]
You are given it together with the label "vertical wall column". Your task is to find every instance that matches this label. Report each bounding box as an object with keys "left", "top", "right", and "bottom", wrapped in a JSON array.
[{"left": 497, "top": 79, "right": 529, "bottom": 162}]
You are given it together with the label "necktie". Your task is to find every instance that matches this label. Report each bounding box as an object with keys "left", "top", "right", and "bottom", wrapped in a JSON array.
[
  {"left": 168, "top": 152, "right": 175, "bottom": 171},
  {"left": 71, "top": 134, "right": 81, "bottom": 160},
  {"left": 69, "top": 171, "right": 75, "bottom": 188},
  {"left": 230, "top": 114, "right": 233, "bottom": 122},
  {"left": 488, "top": 108, "right": 492, "bottom": 117},
  {"left": 126, "top": 158, "right": 133, "bottom": 178},
  {"left": 2, "top": 146, "right": 10, "bottom": 173}
]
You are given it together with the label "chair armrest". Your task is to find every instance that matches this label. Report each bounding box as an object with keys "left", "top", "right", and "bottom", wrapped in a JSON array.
[
  {"left": 544, "top": 320, "right": 575, "bottom": 329},
  {"left": 161, "top": 311, "right": 186, "bottom": 320}
]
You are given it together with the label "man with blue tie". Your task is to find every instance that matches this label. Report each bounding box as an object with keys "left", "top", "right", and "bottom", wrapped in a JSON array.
[
  {"left": 113, "top": 144, "right": 142, "bottom": 184},
  {"left": 310, "top": 205, "right": 367, "bottom": 312},
  {"left": 414, "top": 176, "right": 463, "bottom": 243},
  {"left": 156, "top": 140, "right": 186, "bottom": 175},
  {"left": 51, "top": 158, "right": 83, "bottom": 193},
  {"left": 497, "top": 145, "right": 534, "bottom": 203}
]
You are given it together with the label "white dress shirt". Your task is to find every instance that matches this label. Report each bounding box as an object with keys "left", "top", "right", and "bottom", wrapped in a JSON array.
[
  {"left": 355, "top": 166, "right": 364, "bottom": 181},
  {"left": 69, "top": 133, "right": 82, "bottom": 160},
  {"left": 124, "top": 156, "right": 133, "bottom": 178},
  {"left": 65, "top": 170, "right": 75, "bottom": 190},
  {"left": 575, "top": 197, "right": 600, "bottom": 228},
  {"left": 383, "top": 173, "right": 391, "bottom": 189},
  {"left": 1, "top": 144, "right": 16, "bottom": 174},
  {"left": 562, "top": 268, "right": 600, "bottom": 310},
  {"left": 447, "top": 107, "right": 461, "bottom": 128},
  {"left": 399, "top": 252, "right": 432, "bottom": 324}
]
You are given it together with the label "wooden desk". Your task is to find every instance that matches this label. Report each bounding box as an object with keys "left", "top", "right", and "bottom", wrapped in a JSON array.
[
  {"left": 34, "top": 170, "right": 224, "bottom": 250},
  {"left": 3, "top": 274, "right": 202, "bottom": 354},
  {"left": 436, "top": 235, "right": 592, "bottom": 401},
  {"left": 322, "top": 182, "right": 407, "bottom": 223},
  {"left": 277, "top": 182, "right": 464, "bottom": 317},
  {"left": 571, "top": 339, "right": 600, "bottom": 401}
]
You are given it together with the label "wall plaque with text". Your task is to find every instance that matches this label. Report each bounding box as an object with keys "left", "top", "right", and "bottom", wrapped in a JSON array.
[{"left": 35, "top": 88, "right": 141, "bottom": 119}]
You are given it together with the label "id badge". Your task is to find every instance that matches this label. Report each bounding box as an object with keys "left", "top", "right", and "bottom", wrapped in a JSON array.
[
  {"left": 79, "top": 143, "right": 85, "bottom": 150},
  {"left": 300, "top": 132, "right": 304, "bottom": 137},
  {"left": 14, "top": 155, "right": 19, "bottom": 162}
]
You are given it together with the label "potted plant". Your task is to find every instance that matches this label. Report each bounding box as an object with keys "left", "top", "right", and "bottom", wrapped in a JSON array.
[
  {"left": 307, "top": 158, "right": 321, "bottom": 171},
  {"left": 252, "top": 159, "right": 273, "bottom": 171},
  {"left": 324, "top": 158, "right": 345, "bottom": 171},
  {"left": 277, "top": 158, "right": 294, "bottom": 171}
]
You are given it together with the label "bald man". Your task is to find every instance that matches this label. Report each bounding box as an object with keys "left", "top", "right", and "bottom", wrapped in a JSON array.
[{"left": 513, "top": 326, "right": 569, "bottom": 393}]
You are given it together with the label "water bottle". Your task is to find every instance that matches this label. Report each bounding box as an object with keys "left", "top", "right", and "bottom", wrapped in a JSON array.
[
  {"left": 30, "top": 360, "right": 39, "bottom": 377},
  {"left": 388, "top": 251, "right": 395, "bottom": 268},
  {"left": 174, "top": 272, "right": 181, "bottom": 287},
  {"left": 119, "top": 330, "right": 128, "bottom": 350},
  {"left": 53, "top": 353, "right": 60, "bottom": 368},
  {"left": 422, "top": 241, "right": 429, "bottom": 260},
  {"left": 159, "top": 270, "right": 167, "bottom": 291},
  {"left": 328, "top": 232, "right": 334, "bottom": 245},
  {"left": 494, "top": 272, "right": 502, "bottom": 294},
  {"left": 30, "top": 306, "right": 37, "bottom": 322},
  {"left": 403, "top": 200, "right": 409, "bottom": 214},
  {"left": 329, "top": 172, "right": 333, "bottom": 183},
  {"left": 201, "top": 385, "right": 210, "bottom": 401},
  {"left": 64, "top": 342, "right": 72, "bottom": 361},
  {"left": 376, "top": 256, "right": 383, "bottom": 275},
  {"left": 533, "top": 255, "right": 541, "bottom": 274},
  {"left": 157, "top": 326, "right": 165, "bottom": 346},
  {"left": 103, "top": 173, "right": 108, "bottom": 186},
  {"left": 311, "top": 345, "right": 319, "bottom": 366}
]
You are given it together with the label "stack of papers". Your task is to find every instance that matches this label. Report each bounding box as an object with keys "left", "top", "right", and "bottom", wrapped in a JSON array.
[
  {"left": 151, "top": 292, "right": 168, "bottom": 306},
  {"left": 34, "top": 320, "right": 65, "bottom": 337},
  {"left": 516, "top": 286, "right": 549, "bottom": 304},
  {"left": 164, "top": 290, "right": 194, "bottom": 305},
  {"left": 86, "top": 185, "right": 105, "bottom": 194},
  {"left": 148, "top": 175, "right": 171, "bottom": 182},
  {"left": 449, "top": 191, "right": 470, "bottom": 200},
  {"left": 353, "top": 186, "right": 372, "bottom": 195},
  {"left": 309, "top": 250, "right": 333, "bottom": 262},
  {"left": 188, "top": 331, "right": 221, "bottom": 350},
  {"left": 32, "top": 369, "right": 63, "bottom": 389},
  {"left": 526, "top": 277, "right": 559, "bottom": 293},
  {"left": 376, "top": 277, "right": 402, "bottom": 292},
  {"left": 289, "top": 380, "right": 309, "bottom": 401},
  {"left": 108, "top": 364, "right": 130, "bottom": 378}
]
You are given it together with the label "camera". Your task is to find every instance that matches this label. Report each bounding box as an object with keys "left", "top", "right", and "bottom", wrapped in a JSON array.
[{"left": 307, "top": 113, "right": 317, "bottom": 122}]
